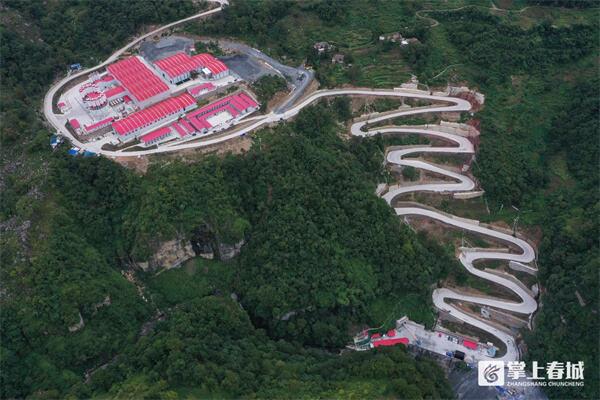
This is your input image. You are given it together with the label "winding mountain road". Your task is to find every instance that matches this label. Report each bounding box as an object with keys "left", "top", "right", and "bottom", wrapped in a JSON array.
[
  {"left": 352, "top": 106, "right": 537, "bottom": 361},
  {"left": 42, "top": 3, "right": 538, "bottom": 361}
]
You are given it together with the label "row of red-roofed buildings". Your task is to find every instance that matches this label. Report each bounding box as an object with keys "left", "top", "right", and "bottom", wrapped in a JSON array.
[
  {"left": 60, "top": 52, "right": 241, "bottom": 146},
  {"left": 153, "top": 52, "right": 229, "bottom": 85},
  {"left": 369, "top": 329, "right": 410, "bottom": 349},
  {"left": 136, "top": 92, "right": 259, "bottom": 147},
  {"left": 68, "top": 116, "right": 114, "bottom": 136}
]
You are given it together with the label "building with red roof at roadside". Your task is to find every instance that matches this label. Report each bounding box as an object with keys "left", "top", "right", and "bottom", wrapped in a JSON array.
[
  {"left": 371, "top": 337, "right": 409, "bottom": 348},
  {"left": 462, "top": 340, "right": 478, "bottom": 350},
  {"left": 192, "top": 53, "right": 229, "bottom": 80},
  {"left": 112, "top": 93, "right": 196, "bottom": 142},
  {"left": 107, "top": 56, "right": 170, "bottom": 108},
  {"left": 152, "top": 52, "right": 230, "bottom": 84}
]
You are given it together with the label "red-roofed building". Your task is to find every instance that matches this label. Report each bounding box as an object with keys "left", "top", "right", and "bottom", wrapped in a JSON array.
[
  {"left": 139, "top": 126, "right": 173, "bottom": 147},
  {"left": 187, "top": 82, "right": 215, "bottom": 98},
  {"left": 107, "top": 56, "right": 169, "bottom": 107},
  {"left": 192, "top": 53, "right": 229, "bottom": 79},
  {"left": 386, "top": 330, "right": 396, "bottom": 337},
  {"left": 153, "top": 53, "right": 199, "bottom": 85},
  {"left": 104, "top": 86, "right": 126, "bottom": 101},
  {"left": 93, "top": 74, "right": 116, "bottom": 90},
  {"left": 372, "top": 337, "right": 409, "bottom": 348},
  {"left": 57, "top": 100, "right": 71, "bottom": 113},
  {"left": 370, "top": 333, "right": 381, "bottom": 339},
  {"left": 462, "top": 340, "right": 478, "bottom": 350},
  {"left": 84, "top": 117, "right": 114, "bottom": 134},
  {"left": 179, "top": 92, "right": 259, "bottom": 136},
  {"left": 69, "top": 119, "right": 81, "bottom": 133},
  {"left": 153, "top": 52, "right": 230, "bottom": 83},
  {"left": 112, "top": 93, "right": 196, "bottom": 141},
  {"left": 171, "top": 122, "right": 188, "bottom": 138}
]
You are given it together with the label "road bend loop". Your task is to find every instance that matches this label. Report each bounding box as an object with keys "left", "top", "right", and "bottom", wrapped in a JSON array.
[
  {"left": 351, "top": 101, "right": 537, "bottom": 362},
  {"left": 43, "top": 0, "right": 537, "bottom": 361}
]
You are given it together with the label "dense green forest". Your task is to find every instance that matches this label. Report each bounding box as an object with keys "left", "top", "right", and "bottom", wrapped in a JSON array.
[
  {"left": 1, "top": 1, "right": 455, "bottom": 397},
  {"left": 251, "top": 74, "right": 288, "bottom": 110},
  {"left": 430, "top": 11, "right": 599, "bottom": 399},
  {"left": 1, "top": 0, "right": 598, "bottom": 399}
]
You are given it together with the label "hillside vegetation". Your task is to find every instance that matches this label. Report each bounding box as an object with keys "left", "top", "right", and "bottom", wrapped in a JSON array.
[
  {"left": 1, "top": 0, "right": 598, "bottom": 399},
  {"left": 1, "top": 2, "right": 454, "bottom": 398}
]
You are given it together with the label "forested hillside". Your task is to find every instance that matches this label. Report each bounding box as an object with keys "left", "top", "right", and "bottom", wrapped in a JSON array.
[
  {"left": 1, "top": 0, "right": 598, "bottom": 399},
  {"left": 431, "top": 10, "right": 598, "bottom": 399},
  {"left": 1, "top": 1, "right": 454, "bottom": 397},
  {"left": 1, "top": 0, "right": 200, "bottom": 397}
]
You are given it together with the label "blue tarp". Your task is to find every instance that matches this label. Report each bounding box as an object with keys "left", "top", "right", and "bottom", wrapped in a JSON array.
[
  {"left": 68, "top": 148, "right": 79, "bottom": 156},
  {"left": 70, "top": 63, "right": 82, "bottom": 70},
  {"left": 83, "top": 151, "right": 96, "bottom": 157}
]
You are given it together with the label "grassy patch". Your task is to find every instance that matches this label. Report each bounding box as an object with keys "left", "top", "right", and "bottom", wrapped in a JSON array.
[
  {"left": 147, "top": 258, "right": 234, "bottom": 308},
  {"left": 366, "top": 293, "right": 436, "bottom": 330}
]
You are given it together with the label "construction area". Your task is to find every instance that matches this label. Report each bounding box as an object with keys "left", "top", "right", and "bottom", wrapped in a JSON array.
[{"left": 55, "top": 36, "right": 259, "bottom": 154}]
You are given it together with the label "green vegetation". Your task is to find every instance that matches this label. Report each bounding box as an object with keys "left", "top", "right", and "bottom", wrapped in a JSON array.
[
  {"left": 420, "top": 9, "right": 599, "bottom": 399},
  {"left": 1, "top": 1, "right": 205, "bottom": 398},
  {"left": 88, "top": 296, "right": 453, "bottom": 399},
  {"left": 2, "top": 0, "right": 598, "bottom": 399},
  {"left": 2, "top": 99, "right": 458, "bottom": 398},
  {"left": 225, "top": 106, "right": 454, "bottom": 347},
  {"left": 251, "top": 74, "right": 287, "bottom": 110},
  {"left": 402, "top": 166, "right": 420, "bottom": 181},
  {"left": 148, "top": 258, "right": 234, "bottom": 308},
  {"left": 1, "top": 0, "right": 457, "bottom": 393}
]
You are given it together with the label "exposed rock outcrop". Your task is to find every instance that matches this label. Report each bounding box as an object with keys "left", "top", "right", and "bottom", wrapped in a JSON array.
[
  {"left": 218, "top": 239, "right": 245, "bottom": 261},
  {"left": 92, "top": 295, "right": 111, "bottom": 314},
  {"left": 68, "top": 312, "right": 85, "bottom": 333},
  {"left": 136, "top": 224, "right": 246, "bottom": 272},
  {"left": 191, "top": 223, "right": 245, "bottom": 261},
  {"left": 191, "top": 224, "right": 215, "bottom": 260},
  {"left": 136, "top": 238, "right": 196, "bottom": 272}
]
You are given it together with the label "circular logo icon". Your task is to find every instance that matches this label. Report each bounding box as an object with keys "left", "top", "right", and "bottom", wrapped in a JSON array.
[{"left": 484, "top": 364, "right": 501, "bottom": 383}]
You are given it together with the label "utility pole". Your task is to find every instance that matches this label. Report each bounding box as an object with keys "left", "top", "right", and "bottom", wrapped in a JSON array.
[{"left": 511, "top": 205, "right": 521, "bottom": 237}]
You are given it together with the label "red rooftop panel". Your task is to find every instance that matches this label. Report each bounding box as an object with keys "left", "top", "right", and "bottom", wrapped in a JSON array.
[
  {"left": 372, "top": 337, "right": 409, "bottom": 347},
  {"left": 112, "top": 93, "right": 195, "bottom": 136},
  {"left": 154, "top": 53, "right": 198, "bottom": 79},
  {"left": 85, "top": 117, "right": 113, "bottom": 133},
  {"left": 462, "top": 340, "right": 478, "bottom": 350},
  {"left": 140, "top": 126, "right": 172, "bottom": 143},
  {"left": 104, "top": 86, "right": 125, "bottom": 99},
  {"left": 69, "top": 119, "right": 80, "bottom": 129},
  {"left": 193, "top": 53, "right": 229, "bottom": 75},
  {"left": 107, "top": 57, "right": 169, "bottom": 103},
  {"left": 171, "top": 122, "right": 187, "bottom": 138},
  {"left": 188, "top": 82, "right": 215, "bottom": 97}
]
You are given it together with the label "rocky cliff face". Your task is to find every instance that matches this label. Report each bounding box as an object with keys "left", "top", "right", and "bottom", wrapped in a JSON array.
[
  {"left": 191, "top": 224, "right": 216, "bottom": 260},
  {"left": 191, "top": 223, "right": 245, "bottom": 261},
  {"left": 136, "top": 238, "right": 196, "bottom": 272},
  {"left": 137, "top": 225, "right": 245, "bottom": 272},
  {"left": 217, "top": 239, "right": 245, "bottom": 261}
]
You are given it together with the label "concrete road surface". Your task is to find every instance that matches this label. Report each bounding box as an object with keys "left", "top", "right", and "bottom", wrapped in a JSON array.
[{"left": 349, "top": 104, "right": 537, "bottom": 362}]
